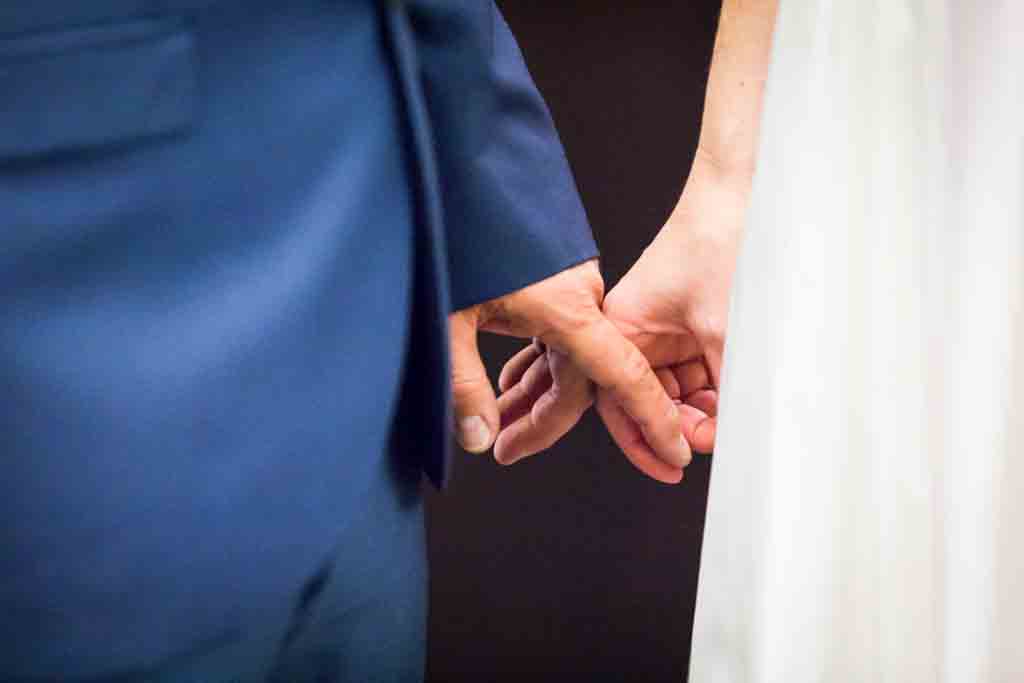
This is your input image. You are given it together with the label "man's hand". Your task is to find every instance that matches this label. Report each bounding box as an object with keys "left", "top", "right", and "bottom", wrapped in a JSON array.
[{"left": 449, "top": 259, "right": 691, "bottom": 478}]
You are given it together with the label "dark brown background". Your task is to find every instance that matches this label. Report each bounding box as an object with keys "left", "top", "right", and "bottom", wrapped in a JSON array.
[{"left": 426, "top": 3, "right": 722, "bottom": 681}]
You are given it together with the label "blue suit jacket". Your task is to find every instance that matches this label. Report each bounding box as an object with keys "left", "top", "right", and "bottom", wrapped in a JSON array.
[{"left": 0, "top": 1, "right": 596, "bottom": 676}]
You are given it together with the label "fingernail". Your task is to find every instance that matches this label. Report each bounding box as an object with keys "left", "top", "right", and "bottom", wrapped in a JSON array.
[
  {"left": 460, "top": 416, "right": 492, "bottom": 452},
  {"left": 496, "top": 452, "right": 519, "bottom": 466},
  {"left": 678, "top": 436, "right": 693, "bottom": 467}
]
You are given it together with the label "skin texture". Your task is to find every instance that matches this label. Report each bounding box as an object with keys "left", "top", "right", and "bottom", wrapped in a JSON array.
[
  {"left": 449, "top": 259, "right": 692, "bottom": 476},
  {"left": 487, "top": 0, "right": 779, "bottom": 483}
]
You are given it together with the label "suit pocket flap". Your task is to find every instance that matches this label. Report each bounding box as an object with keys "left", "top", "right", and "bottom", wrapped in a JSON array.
[{"left": 0, "top": 17, "right": 196, "bottom": 160}]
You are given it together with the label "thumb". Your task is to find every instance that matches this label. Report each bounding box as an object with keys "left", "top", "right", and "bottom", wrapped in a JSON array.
[{"left": 449, "top": 309, "right": 499, "bottom": 453}]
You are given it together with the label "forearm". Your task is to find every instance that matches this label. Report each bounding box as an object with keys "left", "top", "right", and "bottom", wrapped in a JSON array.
[
  {"left": 633, "top": 0, "right": 779, "bottom": 335},
  {"left": 693, "top": 0, "right": 779, "bottom": 186}
]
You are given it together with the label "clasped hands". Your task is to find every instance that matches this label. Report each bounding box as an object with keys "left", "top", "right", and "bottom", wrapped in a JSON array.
[{"left": 449, "top": 162, "right": 743, "bottom": 483}]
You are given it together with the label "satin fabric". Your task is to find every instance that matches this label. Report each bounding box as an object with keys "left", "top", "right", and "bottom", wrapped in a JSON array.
[{"left": 691, "top": 2, "right": 1024, "bottom": 681}]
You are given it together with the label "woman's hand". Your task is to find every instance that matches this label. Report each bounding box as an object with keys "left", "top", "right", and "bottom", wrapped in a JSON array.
[{"left": 597, "top": 154, "right": 749, "bottom": 480}]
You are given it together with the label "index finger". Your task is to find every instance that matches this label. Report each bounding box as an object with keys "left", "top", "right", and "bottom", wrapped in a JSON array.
[{"left": 545, "top": 314, "right": 691, "bottom": 470}]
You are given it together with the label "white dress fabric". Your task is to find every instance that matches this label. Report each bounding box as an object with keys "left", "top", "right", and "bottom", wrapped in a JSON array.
[{"left": 690, "top": 1, "right": 1024, "bottom": 681}]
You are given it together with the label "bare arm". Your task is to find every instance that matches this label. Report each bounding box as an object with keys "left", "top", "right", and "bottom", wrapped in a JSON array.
[
  {"left": 694, "top": 0, "right": 779, "bottom": 187},
  {"left": 590, "top": 0, "right": 780, "bottom": 473}
]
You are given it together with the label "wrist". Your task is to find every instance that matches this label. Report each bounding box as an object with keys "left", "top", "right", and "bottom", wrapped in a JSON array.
[
  {"left": 660, "top": 153, "right": 751, "bottom": 247},
  {"left": 691, "top": 144, "right": 757, "bottom": 193}
]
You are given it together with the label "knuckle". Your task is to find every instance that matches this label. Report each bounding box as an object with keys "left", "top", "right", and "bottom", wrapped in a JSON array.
[
  {"left": 705, "top": 326, "right": 726, "bottom": 349},
  {"left": 581, "top": 265, "right": 606, "bottom": 302},
  {"left": 451, "top": 367, "right": 486, "bottom": 392},
  {"left": 694, "top": 309, "right": 727, "bottom": 345},
  {"left": 618, "top": 344, "right": 653, "bottom": 390},
  {"left": 630, "top": 411, "right": 654, "bottom": 434},
  {"left": 553, "top": 297, "right": 603, "bottom": 336},
  {"left": 656, "top": 368, "right": 681, "bottom": 398},
  {"left": 601, "top": 289, "right": 628, "bottom": 320},
  {"left": 546, "top": 277, "right": 605, "bottom": 334}
]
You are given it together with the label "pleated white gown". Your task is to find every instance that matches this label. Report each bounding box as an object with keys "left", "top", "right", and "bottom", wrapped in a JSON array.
[{"left": 690, "top": 2, "right": 1024, "bottom": 681}]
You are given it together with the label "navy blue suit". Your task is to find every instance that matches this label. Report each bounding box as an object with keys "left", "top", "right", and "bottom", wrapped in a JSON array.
[{"left": 0, "top": 1, "right": 596, "bottom": 680}]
